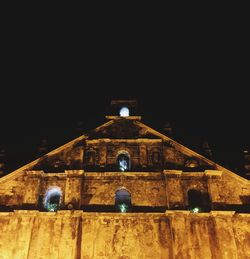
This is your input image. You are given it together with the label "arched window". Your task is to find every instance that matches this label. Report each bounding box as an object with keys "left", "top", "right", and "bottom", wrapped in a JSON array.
[
  {"left": 43, "top": 187, "right": 62, "bottom": 212},
  {"left": 115, "top": 187, "right": 132, "bottom": 213},
  {"left": 119, "top": 106, "right": 129, "bottom": 117},
  {"left": 117, "top": 152, "right": 130, "bottom": 172}
]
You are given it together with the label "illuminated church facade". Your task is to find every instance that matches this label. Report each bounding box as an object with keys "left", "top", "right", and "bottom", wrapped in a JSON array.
[{"left": 0, "top": 100, "right": 250, "bottom": 258}]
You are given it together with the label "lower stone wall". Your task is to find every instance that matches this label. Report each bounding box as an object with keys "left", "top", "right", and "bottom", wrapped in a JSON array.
[{"left": 0, "top": 211, "right": 249, "bottom": 259}]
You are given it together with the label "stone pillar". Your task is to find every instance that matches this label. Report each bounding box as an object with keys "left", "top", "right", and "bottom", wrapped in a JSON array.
[
  {"left": 210, "top": 211, "right": 238, "bottom": 258},
  {"left": 99, "top": 142, "right": 107, "bottom": 168},
  {"left": 164, "top": 170, "right": 185, "bottom": 209},
  {"left": 64, "top": 170, "right": 84, "bottom": 209},
  {"left": 23, "top": 171, "right": 43, "bottom": 205},
  {"left": 205, "top": 170, "right": 222, "bottom": 210},
  {"left": 139, "top": 144, "right": 147, "bottom": 168},
  {"left": 165, "top": 211, "right": 192, "bottom": 257}
]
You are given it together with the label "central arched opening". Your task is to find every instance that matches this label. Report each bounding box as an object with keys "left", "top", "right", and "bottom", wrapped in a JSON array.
[
  {"left": 115, "top": 187, "right": 132, "bottom": 213},
  {"left": 119, "top": 106, "right": 129, "bottom": 117},
  {"left": 43, "top": 187, "right": 62, "bottom": 212},
  {"left": 117, "top": 152, "right": 130, "bottom": 172}
]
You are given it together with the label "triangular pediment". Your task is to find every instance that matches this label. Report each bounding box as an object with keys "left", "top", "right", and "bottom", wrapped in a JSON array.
[
  {"left": 87, "top": 117, "right": 163, "bottom": 139},
  {"left": 0, "top": 117, "right": 249, "bottom": 185}
]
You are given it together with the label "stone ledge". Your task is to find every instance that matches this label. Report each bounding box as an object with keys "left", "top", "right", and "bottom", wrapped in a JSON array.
[
  {"left": 163, "top": 170, "right": 182, "bottom": 177},
  {"left": 84, "top": 172, "right": 163, "bottom": 180},
  {"left": 204, "top": 170, "right": 222, "bottom": 178},
  {"left": 26, "top": 170, "right": 84, "bottom": 178},
  {"left": 56, "top": 210, "right": 83, "bottom": 216},
  {"left": 14, "top": 210, "right": 39, "bottom": 216},
  {"left": 25, "top": 170, "right": 44, "bottom": 176},
  {"left": 164, "top": 170, "right": 205, "bottom": 178},
  {"left": 105, "top": 116, "right": 141, "bottom": 120},
  {"left": 210, "top": 211, "right": 236, "bottom": 216},
  {"left": 234, "top": 213, "right": 250, "bottom": 218},
  {"left": 165, "top": 210, "right": 239, "bottom": 217},
  {"left": 163, "top": 170, "right": 223, "bottom": 179},
  {"left": 0, "top": 212, "right": 14, "bottom": 216},
  {"left": 1, "top": 210, "right": 249, "bottom": 218},
  {"left": 86, "top": 139, "right": 162, "bottom": 144},
  {"left": 165, "top": 210, "right": 190, "bottom": 216},
  {"left": 81, "top": 212, "right": 165, "bottom": 218},
  {"left": 64, "top": 170, "right": 84, "bottom": 176}
]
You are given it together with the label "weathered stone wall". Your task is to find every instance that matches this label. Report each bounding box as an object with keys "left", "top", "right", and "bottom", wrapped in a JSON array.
[
  {"left": 1, "top": 170, "right": 250, "bottom": 209},
  {"left": 85, "top": 139, "right": 163, "bottom": 171},
  {"left": 0, "top": 173, "right": 31, "bottom": 206},
  {"left": 210, "top": 171, "right": 250, "bottom": 205},
  {"left": 84, "top": 139, "right": 214, "bottom": 172},
  {"left": 0, "top": 171, "right": 84, "bottom": 208},
  {"left": 31, "top": 141, "right": 84, "bottom": 171},
  {"left": 164, "top": 170, "right": 250, "bottom": 208},
  {"left": 82, "top": 172, "right": 167, "bottom": 206},
  {"left": 0, "top": 210, "right": 250, "bottom": 259}
]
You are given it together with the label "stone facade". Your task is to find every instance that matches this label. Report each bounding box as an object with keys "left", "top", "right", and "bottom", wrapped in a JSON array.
[
  {"left": 0, "top": 100, "right": 250, "bottom": 258},
  {"left": 0, "top": 211, "right": 250, "bottom": 259}
]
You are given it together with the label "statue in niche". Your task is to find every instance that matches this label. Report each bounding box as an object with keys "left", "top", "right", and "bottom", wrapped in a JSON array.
[{"left": 117, "top": 153, "right": 130, "bottom": 172}]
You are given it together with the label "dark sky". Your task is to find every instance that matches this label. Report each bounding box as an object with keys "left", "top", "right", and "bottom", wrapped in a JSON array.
[
  {"left": 1, "top": 19, "right": 249, "bottom": 175},
  {"left": 1, "top": 84, "right": 248, "bottom": 175}
]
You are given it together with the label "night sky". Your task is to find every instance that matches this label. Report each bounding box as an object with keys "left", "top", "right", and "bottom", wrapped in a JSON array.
[
  {"left": 1, "top": 83, "right": 248, "bottom": 176},
  {"left": 1, "top": 21, "right": 249, "bottom": 176}
]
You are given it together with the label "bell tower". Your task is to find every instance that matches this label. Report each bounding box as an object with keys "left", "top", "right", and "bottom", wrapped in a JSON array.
[{"left": 110, "top": 99, "right": 138, "bottom": 116}]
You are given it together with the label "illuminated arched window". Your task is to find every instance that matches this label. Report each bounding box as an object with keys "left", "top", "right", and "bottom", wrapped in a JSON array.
[
  {"left": 115, "top": 187, "right": 132, "bottom": 213},
  {"left": 117, "top": 152, "right": 130, "bottom": 172},
  {"left": 119, "top": 106, "right": 129, "bottom": 117},
  {"left": 43, "top": 187, "right": 62, "bottom": 212}
]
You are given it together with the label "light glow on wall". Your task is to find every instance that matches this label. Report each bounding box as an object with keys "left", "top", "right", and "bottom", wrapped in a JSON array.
[
  {"left": 118, "top": 203, "right": 128, "bottom": 213},
  {"left": 115, "top": 187, "right": 131, "bottom": 213},
  {"left": 117, "top": 151, "right": 130, "bottom": 172},
  {"left": 190, "top": 206, "right": 201, "bottom": 213},
  {"left": 118, "top": 156, "right": 129, "bottom": 171}
]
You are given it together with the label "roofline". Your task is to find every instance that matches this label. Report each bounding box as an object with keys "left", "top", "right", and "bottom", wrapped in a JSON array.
[
  {"left": 135, "top": 120, "right": 250, "bottom": 184},
  {"left": 1, "top": 118, "right": 249, "bottom": 185},
  {"left": 0, "top": 134, "right": 87, "bottom": 184}
]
